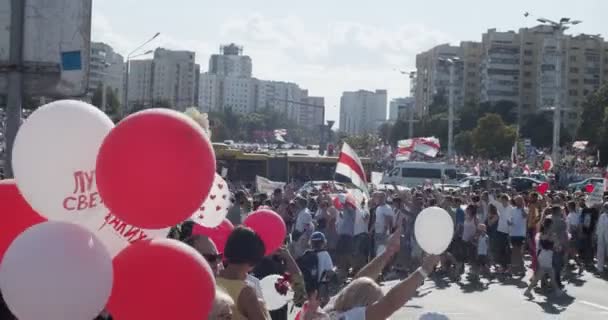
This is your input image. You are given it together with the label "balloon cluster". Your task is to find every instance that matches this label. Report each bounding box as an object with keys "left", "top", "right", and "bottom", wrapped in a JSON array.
[{"left": 0, "top": 101, "right": 221, "bottom": 320}]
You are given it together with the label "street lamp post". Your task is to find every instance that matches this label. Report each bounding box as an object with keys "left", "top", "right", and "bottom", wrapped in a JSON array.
[
  {"left": 438, "top": 57, "right": 460, "bottom": 158},
  {"left": 122, "top": 32, "right": 160, "bottom": 117},
  {"left": 396, "top": 70, "right": 418, "bottom": 138},
  {"left": 528, "top": 15, "right": 581, "bottom": 163}
]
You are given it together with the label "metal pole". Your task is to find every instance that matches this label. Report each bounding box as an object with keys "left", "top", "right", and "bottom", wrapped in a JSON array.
[
  {"left": 101, "top": 82, "right": 107, "bottom": 113},
  {"left": 408, "top": 107, "right": 414, "bottom": 138},
  {"left": 5, "top": 0, "right": 25, "bottom": 178},
  {"left": 122, "top": 59, "right": 129, "bottom": 118},
  {"left": 552, "top": 28, "right": 562, "bottom": 163},
  {"left": 448, "top": 63, "right": 455, "bottom": 158}
]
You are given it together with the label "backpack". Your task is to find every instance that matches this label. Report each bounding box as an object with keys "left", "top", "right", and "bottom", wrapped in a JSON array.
[{"left": 296, "top": 249, "right": 320, "bottom": 293}]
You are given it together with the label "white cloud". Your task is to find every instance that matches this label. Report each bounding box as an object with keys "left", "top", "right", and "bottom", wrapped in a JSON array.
[{"left": 92, "top": 11, "right": 456, "bottom": 123}]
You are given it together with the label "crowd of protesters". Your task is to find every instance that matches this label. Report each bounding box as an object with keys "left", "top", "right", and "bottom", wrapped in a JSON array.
[{"left": 185, "top": 174, "right": 608, "bottom": 320}]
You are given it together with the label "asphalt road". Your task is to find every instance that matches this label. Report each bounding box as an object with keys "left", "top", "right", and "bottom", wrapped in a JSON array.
[{"left": 387, "top": 269, "right": 608, "bottom": 320}]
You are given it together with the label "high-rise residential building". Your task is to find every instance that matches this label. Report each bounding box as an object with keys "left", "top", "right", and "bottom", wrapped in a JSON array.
[
  {"left": 126, "top": 48, "right": 197, "bottom": 112},
  {"left": 461, "top": 41, "right": 483, "bottom": 105},
  {"left": 151, "top": 48, "right": 197, "bottom": 111},
  {"left": 88, "top": 42, "right": 125, "bottom": 105},
  {"left": 126, "top": 59, "right": 154, "bottom": 106},
  {"left": 339, "top": 89, "right": 387, "bottom": 135},
  {"left": 209, "top": 43, "right": 252, "bottom": 78},
  {"left": 199, "top": 44, "right": 325, "bottom": 129},
  {"left": 480, "top": 29, "right": 521, "bottom": 105},
  {"left": 389, "top": 97, "right": 415, "bottom": 121},
  {"left": 415, "top": 44, "right": 465, "bottom": 115},
  {"left": 414, "top": 25, "right": 608, "bottom": 134}
]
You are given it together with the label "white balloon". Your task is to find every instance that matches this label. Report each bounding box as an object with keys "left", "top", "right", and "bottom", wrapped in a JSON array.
[
  {"left": 12, "top": 100, "right": 114, "bottom": 222},
  {"left": 0, "top": 221, "right": 113, "bottom": 320},
  {"left": 75, "top": 207, "right": 169, "bottom": 258},
  {"left": 414, "top": 206, "right": 454, "bottom": 255},
  {"left": 259, "top": 274, "right": 293, "bottom": 311},
  {"left": 191, "top": 173, "right": 230, "bottom": 228}
]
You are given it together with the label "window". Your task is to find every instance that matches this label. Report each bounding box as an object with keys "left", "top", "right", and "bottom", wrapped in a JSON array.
[
  {"left": 524, "top": 71, "right": 532, "bottom": 77},
  {"left": 570, "top": 79, "right": 579, "bottom": 85},
  {"left": 570, "top": 67, "right": 579, "bottom": 73},
  {"left": 523, "top": 82, "right": 532, "bottom": 89},
  {"left": 401, "top": 168, "right": 442, "bottom": 179},
  {"left": 524, "top": 60, "right": 533, "bottom": 66},
  {"left": 569, "top": 56, "right": 577, "bottom": 62},
  {"left": 569, "top": 89, "right": 578, "bottom": 96},
  {"left": 524, "top": 50, "right": 533, "bottom": 56}
]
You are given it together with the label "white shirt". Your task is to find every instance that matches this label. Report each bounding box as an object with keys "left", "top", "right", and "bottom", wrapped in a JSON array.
[
  {"left": 295, "top": 208, "right": 313, "bottom": 232},
  {"left": 374, "top": 204, "right": 394, "bottom": 235},
  {"left": 316, "top": 251, "right": 334, "bottom": 281},
  {"left": 329, "top": 307, "right": 366, "bottom": 320},
  {"left": 478, "top": 233, "right": 489, "bottom": 255},
  {"left": 354, "top": 209, "right": 369, "bottom": 235},
  {"left": 567, "top": 211, "right": 581, "bottom": 233},
  {"left": 490, "top": 197, "right": 511, "bottom": 234},
  {"left": 509, "top": 207, "right": 527, "bottom": 237}
]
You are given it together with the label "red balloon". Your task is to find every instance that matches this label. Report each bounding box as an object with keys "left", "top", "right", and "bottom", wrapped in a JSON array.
[
  {"left": 243, "top": 209, "right": 286, "bottom": 255},
  {"left": 192, "top": 219, "right": 234, "bottom": 253},
  {"left": 108, "top": 238, "right": 216, "bottom": 320},
  {"left": 537, "top": 182, "right": 549, "bottom": 195},
  {"left": 0, "top": 180, "right": 46, "bottom": 260},
  {"left": 585, "top": 184, "right": 594, "bottom": 193},
  {"left": 96, "top": 109, "right": 215, "bottom": 229}
]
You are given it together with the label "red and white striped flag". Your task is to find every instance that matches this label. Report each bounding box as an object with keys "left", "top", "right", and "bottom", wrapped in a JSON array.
[
  {"left": 523, "top": 164, "right": 531, "bottom": 176},
  {"left": 413, "top": 137, "right": 440, "bottom": 157},
  {"left": 336, "top": 142, "right": 368, "bottom": 194}
]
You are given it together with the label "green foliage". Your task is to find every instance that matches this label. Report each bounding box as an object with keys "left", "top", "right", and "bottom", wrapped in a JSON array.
[
  {"left": 208, "top": 107, "right": 320, "bottom": 144},
  {"left": 578, "top": 85, "right": 608, "bottom": 146},
  {"left": 340, "top": 133, "right": 381, "bottom": 156},
  {"left": 92, "top": 86, "right": 121, "bottom": 121},
  {"left": 455, "top": 130, "right": 473, "bottom": 155},
  {"left": 471, "top": 113, "right": 517, "bottom": 158}
]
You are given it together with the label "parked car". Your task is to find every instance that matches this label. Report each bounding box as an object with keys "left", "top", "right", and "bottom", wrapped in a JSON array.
[
  {"left": 509, "top": 177, "right": 544, "bottom": 192},
  {"left": 567, "top": 177, "right": 605, "bottom": 192}
]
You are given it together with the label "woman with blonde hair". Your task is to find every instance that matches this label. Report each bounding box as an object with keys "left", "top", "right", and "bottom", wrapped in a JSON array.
[{"left": 324, "top": 226, "right": 440, "bottom": 320}]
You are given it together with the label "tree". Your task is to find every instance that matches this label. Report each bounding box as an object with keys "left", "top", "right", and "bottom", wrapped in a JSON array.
[
  {"left": 520, "top": 113, "right": 553, "bottom": 148},
  {"left": 578, "top": 85, "right": 608, "bottom": 146},
  {"left": 458, "top": 103, "right": 482, "bottom": 132},
  {"left": 455, "top": 130, "right": 473, "bottom": 155},
  {"left": 471, "top": 114, "right": 517, "bottom": 158},
  {"left": 377, "top": 122, "right": 393, "bottom": 143},
  {"left": 428, "top": 91, "right": 448, "bottom": 116},
  {"left": 91, "top": 86, "right": 121, "bottom": 118}
]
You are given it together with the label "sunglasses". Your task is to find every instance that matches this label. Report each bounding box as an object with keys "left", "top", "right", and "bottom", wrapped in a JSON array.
[{"left": 203, "top": 253, "right": 223, "bottom": 264}]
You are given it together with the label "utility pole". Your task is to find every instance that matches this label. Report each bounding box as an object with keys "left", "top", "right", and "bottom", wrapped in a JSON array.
[
  {"left": 4, "top": 0, "right": 26, "bottom": 178},
  {"left": 528, "top": 14, "right": 581, "bottom": 163}
]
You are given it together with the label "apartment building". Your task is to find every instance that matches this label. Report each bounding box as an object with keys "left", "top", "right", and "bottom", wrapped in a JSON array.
[
  {"left": 389, "top": 97, "right": 415, "bottom": 121},
  {"left": 480, "top": 29, "right": 521, "bottom": 105},
  {"left": 126, "top": 48, "right": 198, "bottom": 112},
  {"left": 415, "top": 44, "right": 465, "bottom": 115},
  {"left": 339, "top": 89, "right": 387, "bottom": 135},
  {"left": 88, "top": 42, "right": 125, "bottom": 105}
]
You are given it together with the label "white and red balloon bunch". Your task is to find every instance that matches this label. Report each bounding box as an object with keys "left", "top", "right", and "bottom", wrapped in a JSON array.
[{"left": 0, "top": 100, "right": 220, "bottom": 320}]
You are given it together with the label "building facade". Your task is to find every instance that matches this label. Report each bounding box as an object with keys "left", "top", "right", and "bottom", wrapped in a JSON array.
[
  {"left": 199, "top": 44, "right": 325, "bottom": 129},
  {"left": 414, "top": 25, "right": 608, "bottom": 133},
  {"left": 389, "top": 97, "right": 415, "bottom": 121},
  {"left": 126, "top": 48, "right": 197, "bottom": 112},
  {"left": 339, "top": 89, "right": 387, "bottom": 135},
  {"left": 88, "top": 42, "right": 125, "bottom": 106}
]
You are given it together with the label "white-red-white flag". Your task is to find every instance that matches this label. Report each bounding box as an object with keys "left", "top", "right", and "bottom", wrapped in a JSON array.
[
  {"left": 336, "top": 142, "right": 368, "bottom": 194},
  {"left": 413, "top": 137, "right": 440, "bottom": 158}
]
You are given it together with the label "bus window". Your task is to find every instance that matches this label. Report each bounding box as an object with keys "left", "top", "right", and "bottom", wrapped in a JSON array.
[
  {"left": 445, "top": 169, "right": 458, "bottom": 179},
  {"left": 402, "top": 168, "right": 442, "bottom": 179},
  {"left": 389, "top": 168, "right": 399, "bottom": 176}
]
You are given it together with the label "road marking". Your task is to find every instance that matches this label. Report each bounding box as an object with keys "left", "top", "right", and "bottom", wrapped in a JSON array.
[{"left": 580, "top": 300, "right": 608, "bottom": 312}]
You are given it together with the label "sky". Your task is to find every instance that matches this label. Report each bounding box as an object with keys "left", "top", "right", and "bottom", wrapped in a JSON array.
[{"left": 92, "top": 0, "right": 608, "bottom": 125}]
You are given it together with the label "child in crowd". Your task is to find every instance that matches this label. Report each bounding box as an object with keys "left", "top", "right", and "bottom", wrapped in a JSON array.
[
  {"left": 476, "top": 224, "right": 490, "bottom": 276},
  {"left": 524, "top": 217, "right": 564, "bottom": 297}
]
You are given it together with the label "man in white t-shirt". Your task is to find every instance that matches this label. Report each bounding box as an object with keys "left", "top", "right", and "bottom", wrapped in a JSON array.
[
  {"left": 353, "top": 201, "right": 371, "bottom": 272},
  {"left": 294, "top": 196, "right": 314, "bottom": 235},
  {"left": 373, "top": 192, "right": 394, "bottom": 256},
  {"left": 490, "top": 193, "right": 513, "bottom": 272},
  {"left": 508, "top": 196, "right": 527, "bottom": 274}
]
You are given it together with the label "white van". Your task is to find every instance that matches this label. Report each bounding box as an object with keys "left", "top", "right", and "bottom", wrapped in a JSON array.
[{"left": 380, "top": 161, "right": 458, "bottom": 187}]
